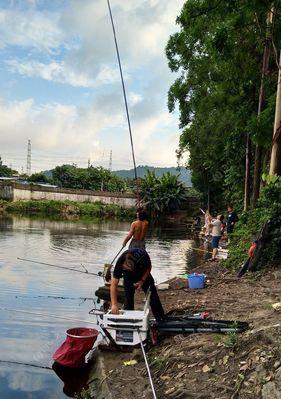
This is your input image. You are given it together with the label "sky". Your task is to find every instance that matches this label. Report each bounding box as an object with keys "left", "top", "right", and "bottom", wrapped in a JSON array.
[{"left": 0, "top": 0, "right": 185, "bottom": 173}]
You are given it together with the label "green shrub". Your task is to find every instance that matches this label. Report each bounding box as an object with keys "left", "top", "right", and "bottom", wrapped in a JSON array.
[{"left": 224, "top": 179, "right": 281, "bottom": 271}]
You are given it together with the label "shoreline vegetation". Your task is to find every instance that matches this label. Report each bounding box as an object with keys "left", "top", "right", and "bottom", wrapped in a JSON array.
[{"left": 0, "top": 199, "right": 136, "bottom": 219}]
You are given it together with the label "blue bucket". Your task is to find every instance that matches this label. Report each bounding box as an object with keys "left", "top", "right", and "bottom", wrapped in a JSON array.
[{"left": 187, "top": 273, "right": 206, "bottom": 289}]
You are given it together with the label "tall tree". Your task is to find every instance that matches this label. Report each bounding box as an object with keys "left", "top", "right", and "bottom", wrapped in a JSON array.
[
  {"left": 270, "top": 52, "right": 281, "bottom": 175},
  {"left": 253, "top": 7, "right": 274, "bottom": 206},
  {"left": 166, "top": 0, "right": 281, "bottom": 209}
]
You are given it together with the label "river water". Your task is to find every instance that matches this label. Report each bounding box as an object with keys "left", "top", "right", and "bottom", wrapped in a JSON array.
[{"left": 0, "top": 215, "right": 200, "bottom": 399}]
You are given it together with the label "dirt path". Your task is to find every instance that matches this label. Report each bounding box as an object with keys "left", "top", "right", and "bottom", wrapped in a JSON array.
[{"left": 100, "top": 262, "right": 281, "bottom": 399}]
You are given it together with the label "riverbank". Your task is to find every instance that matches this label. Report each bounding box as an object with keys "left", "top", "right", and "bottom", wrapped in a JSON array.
[
  {"left": 88, "top": 260, "right": 280, "bottom": 399},
  {"left": 0, "top": 199, "right": 135, "bottom": 219}
]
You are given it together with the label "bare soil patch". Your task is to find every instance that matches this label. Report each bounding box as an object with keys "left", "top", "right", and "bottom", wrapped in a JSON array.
[{"left": 101, "top": 262, "right": 281, "bottom": 399}]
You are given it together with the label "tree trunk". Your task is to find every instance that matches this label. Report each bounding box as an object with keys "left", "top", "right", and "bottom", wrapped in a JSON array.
[
  {"left": 243, "top": 133, "right": 251, "bottom": 211},
  {"left": 253, "top": 145, "right": 261, "bottom": 207},
  {"left": 269, "top": 51, "right": 281, "bottom": 175},
  {"left": 252, "top": 9, "right": 274, "bottom": 206}
]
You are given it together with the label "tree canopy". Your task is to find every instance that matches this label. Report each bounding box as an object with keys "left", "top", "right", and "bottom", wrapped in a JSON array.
[
  {"left": 51, "top": 164, "right": 127, "bottom": 192},
  {"left": 0, "top": 157, "right": 16, "bottom": 177},
  {"left": 167, "top": 0, "right": 281, "bottom": 208}
]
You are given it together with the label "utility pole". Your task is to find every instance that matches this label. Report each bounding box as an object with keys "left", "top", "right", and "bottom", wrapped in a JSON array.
[
  {"left": 88, "top": 158, "right": 91, "bottom": 168},
  {"left": 269, "top": 51, "right": 281, "bottom": 175},
  {"left": 252, "top": 8, "right": 274, "bottom": 206},
  {"left": 109, "top": 150, "right": 112, "bottom": 171},
  {"left": 26, "top": 139, "right": 31, "bottom": 176}
]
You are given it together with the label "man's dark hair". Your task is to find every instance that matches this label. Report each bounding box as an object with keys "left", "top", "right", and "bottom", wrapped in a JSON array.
[{"left": 137, "top": 209, "right": 147, "bottom": 221}]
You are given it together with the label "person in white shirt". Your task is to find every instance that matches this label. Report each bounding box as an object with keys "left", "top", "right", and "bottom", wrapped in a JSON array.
[{"left": 209, "top": 215, "right": 222, "bottom": 261}]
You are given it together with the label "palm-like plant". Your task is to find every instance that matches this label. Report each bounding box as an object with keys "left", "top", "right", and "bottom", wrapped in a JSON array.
[{"left": 140, "top": 171, "right": 187, "bottom": 216}]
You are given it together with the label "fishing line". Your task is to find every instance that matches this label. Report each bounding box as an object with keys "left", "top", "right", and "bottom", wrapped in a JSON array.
[
  {"left": 137, "top": 329, "right": 157, "bottom": 399},
  {"left": 17, "top": 257, "right": 103, "bottom": 277}
]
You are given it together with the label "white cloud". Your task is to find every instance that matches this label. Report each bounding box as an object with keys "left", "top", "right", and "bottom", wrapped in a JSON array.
[
  {"left": 0, "top": 9, "right": 65, "bottom": 53},
  {"left": 0, "top": 97, "right": 178, "bottom": 171},
  {"left": 0, "top": 1, "right": 186, "bottom": 170},
  {"left": 7, "top": 59, "right": 122, "bottom": 88}
]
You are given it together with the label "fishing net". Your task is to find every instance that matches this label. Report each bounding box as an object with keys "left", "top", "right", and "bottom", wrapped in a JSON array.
[{"left": 53, "top": 327, "right": 98, "bottom": 368}]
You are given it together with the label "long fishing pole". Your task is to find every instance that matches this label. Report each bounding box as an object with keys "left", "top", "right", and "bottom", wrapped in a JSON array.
[
  {"left": 0, "top": 360, "right": 52, "bottom": 370},
  {"left": 107, "top": 0, "right": 140, "bottom": 205},
  {"left": 0, "top": 307, "right": 110, "bottom": 346},
  {"left": 137, "top": 329, "right": 157, "bottom": 399},
  {"left": 15, "top": 294, "right": 95, "bottom": 301},
  {"left": 0, "top": 307, "right": 99, "bottom": 325},
  {"left": 188, "top": 247, "right": 212, "bottom": 254},
  {"left": 17, "top": 257, "right": 103, "bottom": 277}
]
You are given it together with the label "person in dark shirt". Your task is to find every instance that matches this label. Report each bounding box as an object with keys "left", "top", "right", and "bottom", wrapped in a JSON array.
[
  {"left": 110, "top": 248, "right": 165, "bottom": 321},
  {"left": 226, "top": 205, "right": 238, "bottom": 234}
]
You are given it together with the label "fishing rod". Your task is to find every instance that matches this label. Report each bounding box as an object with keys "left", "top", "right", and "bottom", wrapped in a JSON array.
[
  {"left": 188, "top": 247, "right": 212, "bottom": 254},
  {"left": 107, "top": 0, "right": 140, "bottom": 205},
  {"left": 0, "top": 359, "right": 52, "bottom": 370},
  {"left": 17, "top": 257, "right": 103, "bottom": 277},
  {"left": 15, "top": 294, "right": 95, "bottom": 301},
  {"left": 0, "top": 307, "right": 110, "bottom": 347},
  {"left": 0, "top": 307, "right": 99, "bottom": 325}
]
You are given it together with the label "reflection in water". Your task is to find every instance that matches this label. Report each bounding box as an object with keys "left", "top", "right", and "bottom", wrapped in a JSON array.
[
  {"left": 0, "top": 215, "right": 199, "bottom": 399},
  {"left": 52, "top": 362, "right": 91, "bottom": 398}
]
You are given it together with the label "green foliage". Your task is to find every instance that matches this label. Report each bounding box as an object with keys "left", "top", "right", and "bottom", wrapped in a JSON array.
[
  {"left": 52, "top": 164, "right": 127, "bottom": 192},
  {"left": 140, "top": 170, "right": 187, "bottom": 216},
  {"left": 74, "top": 389, "right": 92, "bottom": 399},
  {"left": 4, "top": 200, "right": 135, "bottom": 219},
  {"left": 27, "top": 172, "right": 51, "bottom": 184},
  {"left": 0, "top": 157, "right": 16, "bottom": 177},
  {"left": 224, "top": 328, "right": 239, "bottom": 350},
  {"left": 113, "top": 165, "right": 192, "bottom": 186},
  {"left": 166, "top": 0, "right": 280, "bottom": 208},
  {"left": 224, "top": 181, "right": 281, "bottom": 270}
]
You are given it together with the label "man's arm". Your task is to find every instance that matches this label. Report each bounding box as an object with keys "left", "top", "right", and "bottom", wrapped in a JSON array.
[
  {"left": 110, "top": 277, "right": 120, "bottom": 314},
  {"left": 122, "top": 222, "right": 136, "bottom": 247},
  {"left": 134, "top": 263, "right": 152, "bottom": 290}
]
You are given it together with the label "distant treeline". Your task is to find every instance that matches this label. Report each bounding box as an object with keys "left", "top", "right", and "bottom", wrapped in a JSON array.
[{"left": 3, "top": 199, "right": 135, "bottom": 219}]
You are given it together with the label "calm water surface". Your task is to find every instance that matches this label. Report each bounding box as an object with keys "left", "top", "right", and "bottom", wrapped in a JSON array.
[{"left": 0, "top": 215, "right": 200, "bottom": 399}]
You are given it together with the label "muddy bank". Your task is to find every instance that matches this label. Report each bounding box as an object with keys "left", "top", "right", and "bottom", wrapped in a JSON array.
[{"left": 95, "top": 261, "right": 280, "bottom": 399}]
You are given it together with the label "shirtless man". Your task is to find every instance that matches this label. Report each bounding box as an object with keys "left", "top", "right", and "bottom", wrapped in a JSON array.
[{"left": 122, "top": 209, "right": 149, "bottom": 249}]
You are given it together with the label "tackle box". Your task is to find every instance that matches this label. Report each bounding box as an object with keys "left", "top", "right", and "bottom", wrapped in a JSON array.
[{"left": 101, "top": 308, "right": 149, "bottom": 346}]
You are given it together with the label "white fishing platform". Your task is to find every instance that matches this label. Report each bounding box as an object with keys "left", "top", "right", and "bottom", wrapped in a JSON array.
[{"left": 100, "top": 294, "right": 150, "bottom": 346}]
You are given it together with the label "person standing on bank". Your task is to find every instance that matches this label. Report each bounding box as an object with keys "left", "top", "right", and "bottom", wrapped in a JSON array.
[
  {"left": 122, "top": 208, "right": 149, "bottom": 249},
  {"left": 226, "top": 205, "right": 238, "bottom": 235},
  {"left": 110, "top": 248, "right": 165, "bottom": 321},
  {"left": 209, "top": 214, "right": 222, "bottom": 261}
]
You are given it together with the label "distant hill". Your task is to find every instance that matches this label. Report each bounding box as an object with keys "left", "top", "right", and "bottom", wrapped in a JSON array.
[{"left": 113, "top": 166, "right": 192, "bottom": 186}]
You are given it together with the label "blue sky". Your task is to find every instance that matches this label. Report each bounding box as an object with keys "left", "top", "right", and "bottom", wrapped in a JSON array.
[{"left": 0, "top": 0, "right": 185, "bottom": 173}]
